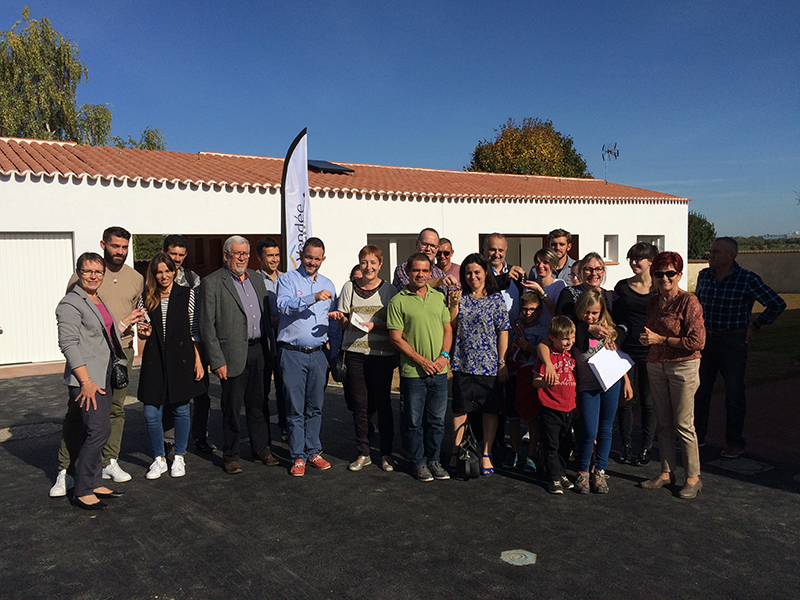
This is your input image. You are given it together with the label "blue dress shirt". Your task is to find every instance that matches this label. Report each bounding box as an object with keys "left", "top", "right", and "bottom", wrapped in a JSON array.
[{"left": 276, "top": 268, "right": 337, "bottom": 349}]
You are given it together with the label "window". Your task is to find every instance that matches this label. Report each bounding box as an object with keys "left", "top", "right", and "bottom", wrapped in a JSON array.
[
  {"left": 603, "top": 235, "right": 619, "bottom": 263},
  {"left": 637, "top": 235, "right": 664, "bottom": 252},
  {"left": 367, "top": 234, "right": 419, "bottom": 281}
]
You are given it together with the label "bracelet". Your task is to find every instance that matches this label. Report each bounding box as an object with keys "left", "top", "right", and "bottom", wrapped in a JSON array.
[
  {"left": 664, "top": 337, "right": 670, "bottom": 346},
  {"left": 79, "top": 378, "right": 90, "bottom": 385},
  {"left": 119, "top": 320, "right": 128, "bottom": 330},
  {"left": 440, "top": 351, "right": 450, "bottom": 359}
]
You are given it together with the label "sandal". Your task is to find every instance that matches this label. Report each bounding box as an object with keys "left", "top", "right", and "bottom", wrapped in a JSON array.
[
  {"left": 481, "top": 454, "right": 494, "bottom": 477},
  {"left": 447, "top": 451, "right": 458, "bottom": 476}
]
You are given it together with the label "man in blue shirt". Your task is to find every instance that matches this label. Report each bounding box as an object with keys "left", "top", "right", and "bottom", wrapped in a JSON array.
[
  {"left": 694, "top": 237, "right": 786, "bottom": 459},
  {"left": 277, "top": 238, "right": 340, "bottom": 477}
]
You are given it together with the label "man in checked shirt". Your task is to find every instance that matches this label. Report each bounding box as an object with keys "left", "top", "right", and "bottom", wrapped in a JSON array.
[{"left": 694, "top": 237, "right": 786, "bottom": 459}]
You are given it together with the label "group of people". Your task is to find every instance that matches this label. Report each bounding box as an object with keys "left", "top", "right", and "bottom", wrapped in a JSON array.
[{"left": 49, "top": 224, "right": 786, "bottom": 509}]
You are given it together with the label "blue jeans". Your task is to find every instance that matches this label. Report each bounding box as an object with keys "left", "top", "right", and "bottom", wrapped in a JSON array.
[
  {"left": 577, "top": 379, "right": 622, "bottom": 472},
  {"left": 280, "top": 348, "right": 328, "bottom": 461},
  {"left": 144, "top": 402, "right": 190, "bottom": 458},
  {"left": 399, "top": 374, "right": 447, "bottom": 467}
]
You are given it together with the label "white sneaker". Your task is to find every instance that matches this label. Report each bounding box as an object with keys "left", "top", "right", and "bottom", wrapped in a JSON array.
[
  {"left": 49, "top": 469, "right": 74, "bottom": 497},
  {"left": 170, "top": 455, "right": 186, "bottom": 478},
  {"left": 146, "top": 457, "right": 168, "bottom": 480},
  {"left": 102, "top": 458, "right": 132, "bottom": 482}
]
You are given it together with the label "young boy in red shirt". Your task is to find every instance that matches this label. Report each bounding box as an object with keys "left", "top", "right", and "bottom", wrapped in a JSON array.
[{"left": 533, "top": 316, "right": 577, "bottom": 494}]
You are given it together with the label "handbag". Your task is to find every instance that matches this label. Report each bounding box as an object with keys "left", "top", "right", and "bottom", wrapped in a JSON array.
[
  {"left": 110, "top": 359, "right": 129, "bottom": 389},
  {"left": 456, "top": 421, "right": 481, "bottom": 480},
  {"left": 329, "top": 349, "right": 347, "bottom": 384}
]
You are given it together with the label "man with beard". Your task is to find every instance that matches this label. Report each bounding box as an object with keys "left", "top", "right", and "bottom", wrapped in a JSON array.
[
  {"left": 198, "top": 236, "right": 278, "bottom": 475},
  {"left": 277, "top": 238, "right": 339, "bottom": 477},
  {"left": 51, "top": 227, "right": 144, "bottom": 496},
  {"left": 528, "top": 229, "right": 576, "bottom": 283}
]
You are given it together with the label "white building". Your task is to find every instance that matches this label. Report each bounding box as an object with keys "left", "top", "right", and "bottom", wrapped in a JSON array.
[{"left": 0, "top": 137, "right": 690, "bottom": 365}]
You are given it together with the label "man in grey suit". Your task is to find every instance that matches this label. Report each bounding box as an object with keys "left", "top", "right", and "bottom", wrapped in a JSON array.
[{"left": 198, "top": 236, "right": 278, "bottom": 474}]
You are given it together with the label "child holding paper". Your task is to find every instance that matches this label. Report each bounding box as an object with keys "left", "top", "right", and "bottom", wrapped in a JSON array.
[{"left": 570, "top": 290, "right": 632, "bottom": 493}]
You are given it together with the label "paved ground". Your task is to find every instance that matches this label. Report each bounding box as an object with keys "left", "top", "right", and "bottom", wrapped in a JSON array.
[{"left": 1, "top": 368, "right": 799, "bottom": 600}]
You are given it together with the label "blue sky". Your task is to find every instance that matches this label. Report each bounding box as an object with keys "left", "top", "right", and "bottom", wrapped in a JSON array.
[{"left": 3, "top": 1, "right": 798, "bottom": 235}]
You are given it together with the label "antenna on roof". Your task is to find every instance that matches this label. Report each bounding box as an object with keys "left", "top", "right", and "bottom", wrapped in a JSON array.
[{"left": 601, "top": 143, "right": 619, "bottom": 183}]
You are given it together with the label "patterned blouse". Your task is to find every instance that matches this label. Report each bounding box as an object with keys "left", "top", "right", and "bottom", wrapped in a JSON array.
[
  {"left": 645, "top": 291, "right": 706, "bottom": 363},
  {"left": 452, "top": 292, "right": 511, "bottom": 376}
]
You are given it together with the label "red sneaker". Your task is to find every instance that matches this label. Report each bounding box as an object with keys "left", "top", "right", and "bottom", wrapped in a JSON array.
[
  {"left": 308, "top": 453, "right": 331, "bottom": 470},
  {"left": 289, "top": 459, "right": 306, "bottom": 477}
]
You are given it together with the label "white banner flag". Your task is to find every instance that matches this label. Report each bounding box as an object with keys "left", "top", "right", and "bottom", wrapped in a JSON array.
[{"left": 281, "top": 129, "right": 311, "bottom": 271}]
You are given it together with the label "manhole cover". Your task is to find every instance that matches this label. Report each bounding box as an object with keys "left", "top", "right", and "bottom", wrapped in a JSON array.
[
  {"left": 707, "top": 458, "right": 774, "bottom": 475},
  {"left": 501, "top": 549, "right": 537, "bottom": 566}
]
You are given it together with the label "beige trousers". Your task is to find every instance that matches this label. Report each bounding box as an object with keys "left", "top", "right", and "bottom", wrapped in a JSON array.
[{"left": 646, "top": 359, "right": 701, "bottom": 479}]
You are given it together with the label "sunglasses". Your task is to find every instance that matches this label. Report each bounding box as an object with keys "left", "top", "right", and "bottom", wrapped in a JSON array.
[
  {"left": 654, "top": 270, "right": 678, "bottom": 279},
  {"left": 436, "top": 250, "right": 452, "bottom": 257}
]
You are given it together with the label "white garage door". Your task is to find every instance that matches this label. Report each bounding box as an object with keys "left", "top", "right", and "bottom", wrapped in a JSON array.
[{"left": 0, "top": 233, "right": 74, "bottom": 365}]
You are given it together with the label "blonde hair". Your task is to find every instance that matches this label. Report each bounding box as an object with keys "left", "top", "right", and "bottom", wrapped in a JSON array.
[
  {"left": 548, "top": 315, "right": 576, "bottom": 338},
  {"left": 574, "top": 290, "right": 617, "bottom": 343}
]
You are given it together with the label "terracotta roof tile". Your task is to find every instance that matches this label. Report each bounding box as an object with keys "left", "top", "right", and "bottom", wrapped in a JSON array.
[{"left": 0, "top": 137, "right": 688, "bottom": 202}]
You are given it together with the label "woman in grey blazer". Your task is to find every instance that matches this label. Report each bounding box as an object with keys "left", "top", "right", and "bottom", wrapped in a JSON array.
[{"left": 54, "top": 252, "right": 144, "bottom": 510}]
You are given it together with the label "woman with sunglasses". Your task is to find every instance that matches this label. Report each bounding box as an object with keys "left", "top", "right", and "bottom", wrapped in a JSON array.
[{"left": 638, "top": 252, "right": 706, "bottom": 499}]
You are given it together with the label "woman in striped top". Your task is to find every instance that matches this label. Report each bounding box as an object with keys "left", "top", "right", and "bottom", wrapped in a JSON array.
[{"left": 137, "top": 254, "right": 207, "bottom": 479}]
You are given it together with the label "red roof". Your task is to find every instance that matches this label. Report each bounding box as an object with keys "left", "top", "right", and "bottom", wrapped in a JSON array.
[{"left": 0, "top": 137, "right": 688, "bottom": 202}]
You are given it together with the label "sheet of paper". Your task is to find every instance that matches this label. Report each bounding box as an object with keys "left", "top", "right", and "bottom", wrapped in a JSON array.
[
  {"left": 350, "top": 312, "right": 370, "bottom": 333},
  {"left": 587, "top": 346, "right": 634, "bottom": 391}
]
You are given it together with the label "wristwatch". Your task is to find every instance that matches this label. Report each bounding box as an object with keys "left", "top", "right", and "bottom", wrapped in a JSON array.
[
  {"left": 440, "top": 351, "right": 450, "bottom": 359},
  {"left": 498, "top": 359, "right": 506, "bottom": 365}
]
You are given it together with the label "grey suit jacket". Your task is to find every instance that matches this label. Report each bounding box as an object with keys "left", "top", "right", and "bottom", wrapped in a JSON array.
[
  {"left": 198, "top": 268, "right": 274, "bottom": 379},
  {"left": 56, "top": 286, "right": 126, "bottom": 388}
]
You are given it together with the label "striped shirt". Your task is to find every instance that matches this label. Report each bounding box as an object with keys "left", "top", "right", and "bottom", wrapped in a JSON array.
[
  {"left": 695, "top": 263, "right": 786, "bottom": 332},
  {"left": 138, "top": 288, "right": 200, "bottom": 342}
]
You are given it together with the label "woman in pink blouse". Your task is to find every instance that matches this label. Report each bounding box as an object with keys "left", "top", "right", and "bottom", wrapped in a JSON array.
[{"left": 638, "top": 251, "right": 706, "bottom": 499}]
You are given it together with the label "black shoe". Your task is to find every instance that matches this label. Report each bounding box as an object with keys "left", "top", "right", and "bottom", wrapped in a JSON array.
[
  {"left": 71, "top": 497, "right": 107, "bottom": 510},
  {"left": 634, "top": 448, "right": 652, "bottom": 466},
  {"left": 94, "top": 490, "right": 124, "bottom": 499},
  {"left": 619, "top": 445, "right": 633, "bottom": 464},
  {"left": 194, "top": 438, "right": 217, "bottom": 453},
  {"left": 164, "top": 441, "right": 175, "bottom": 461}
]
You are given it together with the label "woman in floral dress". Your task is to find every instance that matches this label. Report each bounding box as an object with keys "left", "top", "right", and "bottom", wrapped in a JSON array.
[{"left": 447, "top": 253, "right": 510, "bottom": 476}]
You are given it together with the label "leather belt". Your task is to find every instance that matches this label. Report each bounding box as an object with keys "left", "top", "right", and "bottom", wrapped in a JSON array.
[
  {"left": 278, "top": 342, "right": 324, "bottom": 354},
  {"left": 248, "top": 338, "right": 262, "bottom": 346}
]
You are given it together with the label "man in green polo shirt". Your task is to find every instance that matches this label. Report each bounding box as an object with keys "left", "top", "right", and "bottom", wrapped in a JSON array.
[{"left": 387, "top": 253, "right": 452, "bottom": 482}]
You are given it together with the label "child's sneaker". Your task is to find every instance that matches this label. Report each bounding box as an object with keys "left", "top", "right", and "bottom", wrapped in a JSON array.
[
  {"left": 560, "top": 475, "right": 574, "bottom": 490},
  {"left": 548, "top": 480, "right": 564, "bottom": 494},
  {"left": 523, "top": 456, "right": 537, "bottom": 473},
  {"left": 591, "top": 469, "right": 609, "bottom": 494},
  {"left": 575, "top": 471, "right": 590, "bottom": 494}
]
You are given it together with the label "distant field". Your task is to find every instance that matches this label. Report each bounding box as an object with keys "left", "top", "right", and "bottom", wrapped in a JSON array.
[{"left": 747, "top": 293, "right": 799, "bottom": 386}]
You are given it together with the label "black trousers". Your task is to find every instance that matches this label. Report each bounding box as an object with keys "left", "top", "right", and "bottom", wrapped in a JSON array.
[
  {"left": 220, "top": 342, "right": 271, "bottom": 462},
  {"left": 264, "top": 352, "right": 285, "bottom": 432},
  {"left": 539, "top": 406, "right": 572, "bottom": 481},
  {"left": 345, "top": 352, "right": 395, "bottom": 456}
]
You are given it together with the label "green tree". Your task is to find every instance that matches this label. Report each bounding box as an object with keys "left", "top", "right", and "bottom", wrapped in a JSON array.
[
  {"left": 467, "top": 117, "right": 591, "bottom": 178},
  {"left": 688, "top": 211, "right": 716, "bottom": 259},
  {"left": 1, "top": 8, "right": 164, "bottom": 148},
  {"left": 112, "top": 127, "right": 168, "bottom": 151},
  {"left": 133, "top": 234, "right": 166, "bottom": 262}
]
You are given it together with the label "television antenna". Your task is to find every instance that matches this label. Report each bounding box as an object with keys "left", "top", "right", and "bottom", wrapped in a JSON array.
[{"left": 602, "top": 143, "right": 619, "bottom": 183}]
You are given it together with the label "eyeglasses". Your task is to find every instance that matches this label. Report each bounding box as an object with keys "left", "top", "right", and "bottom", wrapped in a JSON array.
[
  {"left": 654, "top": 270, "right": 678, "bottom": 279},
  {"left": 418, "top": 241, "right": 438, "bottom": 250},
  {"left": 583, "top": 267, "right": 605, "bottom": 274},
  {"left": 520, "top": 306, "right": 541, "bottom": 314},
  {"left": 227, "top": 251, "right": 250, "bottom": 259},
  {"left": 436, "top": 250, "right": 452, "bottom": 257},
  {"left": 80, "top": 270, "right": 104, "bottom": 277}
]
